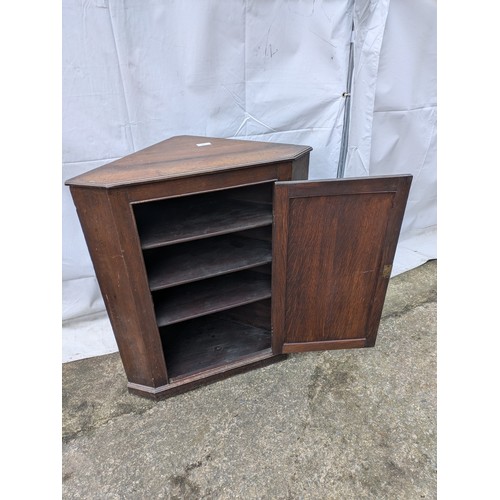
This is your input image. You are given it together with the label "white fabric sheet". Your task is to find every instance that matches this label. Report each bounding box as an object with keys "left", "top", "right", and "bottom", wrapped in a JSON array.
[
  {"left": 359, "top": 0, "right": 437, "bottom": 273},
  {"left": 62, "top": 0, "right": 436, "bottom": 361}
]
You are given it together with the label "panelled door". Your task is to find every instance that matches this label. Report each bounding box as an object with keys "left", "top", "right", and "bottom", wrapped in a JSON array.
[{"left": 271, "top": 175, "right": 412, "bottom": 354}]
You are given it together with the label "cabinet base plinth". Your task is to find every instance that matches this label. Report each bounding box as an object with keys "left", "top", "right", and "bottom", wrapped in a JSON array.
[{"left": 127, "top": 351, "right": 287, "bottom": 400}]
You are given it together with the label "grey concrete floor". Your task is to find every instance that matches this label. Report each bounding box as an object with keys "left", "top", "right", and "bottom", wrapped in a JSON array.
[{"left": 63, "top": 260, "right": 437, "bottom": 499}]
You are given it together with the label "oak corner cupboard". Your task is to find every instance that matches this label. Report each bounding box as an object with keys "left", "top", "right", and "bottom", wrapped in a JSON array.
[{"left": 65, "top": 135, "right": 412, "bottom": 400}]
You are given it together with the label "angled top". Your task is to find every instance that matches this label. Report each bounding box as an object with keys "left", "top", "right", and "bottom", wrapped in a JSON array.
[{"left": 65, "top": 135, "right": 312, "bottom": 188}]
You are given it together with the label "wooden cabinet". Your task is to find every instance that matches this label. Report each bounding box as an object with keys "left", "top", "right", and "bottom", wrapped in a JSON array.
[{"left": 66, "top": 135, "right": 411, "bottom": 399}]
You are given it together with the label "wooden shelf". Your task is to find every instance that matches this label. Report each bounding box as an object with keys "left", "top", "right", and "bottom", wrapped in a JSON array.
[
  {"left": 144, "top": 233, "right": 272, "bottom": 291},
  {"left": 153, "top": 269, "right": 271, "bottom": 327},
  {"left": 134, "top": 197, "right": 272, "bottom": 249},
  {"left": 161, "top": 314, "right": 272, "bottom": 381}
]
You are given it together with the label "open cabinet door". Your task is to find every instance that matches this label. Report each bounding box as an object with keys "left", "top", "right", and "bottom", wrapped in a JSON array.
[{"left": 272, "top": 175, "right": 412, "bottom": 354}]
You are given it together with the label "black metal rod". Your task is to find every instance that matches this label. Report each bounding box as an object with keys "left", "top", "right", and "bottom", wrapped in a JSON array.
[{"left": 337, "top": 21, "right": 355, "bottom": 178}]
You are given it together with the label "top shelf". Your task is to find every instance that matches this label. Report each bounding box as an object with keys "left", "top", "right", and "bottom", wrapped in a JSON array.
[
  {"left": 135, "top": 199, "right": 272, "bottom": 249},
  {"left": 133, "top": 184, "right": 274, "bottom": 249}
]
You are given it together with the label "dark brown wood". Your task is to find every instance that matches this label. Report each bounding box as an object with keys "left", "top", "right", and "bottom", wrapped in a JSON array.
[
  {"left": 64, "top": 137, "right": 305, "bottom": 398},
  {"left": 291, "top": 152, "right": 310, "bottom": 180},
  {"left": 144, "top": 232, "right": 272, "bottom": 291},
  {"left": 282, "top": 339, "right": 367, "bottom": 353},
  {"left": 364, "top": 176, "right": 413, "bottom": 346},
  {"left": 226, "top": 182, "right": 274, "bottom": 204},
  {"left": 233, "top": 226, "right": 272, "bottom": 242},
  {"left": 65, "top": 135, "right": 311, "bottom": 188},
  {"left": 65, "top": 134, "right": 411, "bottom": 400},
  {"left": 69, "top": 186, "right": 169, "bottom": 387},
  {"left": 161, "top": 314, "right": 271, "bottom": 380},
  {"left": 220, "top": 299, "right": 271, "bottom": 330},
  {"left": 271, "top": 181, "right": 289, "bottom": 354},
  {"left": 124, "top": 165, "right": 285, "bottom": 204},
  {"left": 134, "top": 197, "right": 272, "bottom": 249},
  {"left": 272, "top": 175, "right": 411, "bottom": 354},
  {"left": 127, "top": 351, "right": 287, "bottom": 400},
  {"left": 65, "top": 136, "right": 311, "bottom": 398},
  {"left": 153, "top": 269, "right": 272, "bottom": 327}
]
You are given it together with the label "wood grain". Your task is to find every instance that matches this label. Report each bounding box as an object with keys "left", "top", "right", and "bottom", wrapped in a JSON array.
[
  {"left": 127, "top": 351, "right": 286, "bottom": 400},
  {"left": 65, "top": 135, "right": 312, "bottom": 188},
  {"left": 65, "top": 137, "right": 310, "bottom": 399},
  {"left": 161, "top": 314, "right": 272, "bottom": 380},
  {"left": 144, "top": 232, "right": 272, "bottom": 291},
  {"left": 69, "top": 136, "right": 433, "bottom": 400},
  {"left": 272, "top": 175, "right": 412, "bottom": 353},
  {"left": 282, "top": 339, "right": 366, "bottom": 353},
  {"left": 135, "top": 197, "right": 272, "bottom": 249},
  {"left": 153, "top": 269, "right": 272, "bottom": 327},
  {"left": 69, "top": 186, "right": 169, "bottom": 387},
  {"left": 220, "top": 299, "right": 272, "bottom": 330}
]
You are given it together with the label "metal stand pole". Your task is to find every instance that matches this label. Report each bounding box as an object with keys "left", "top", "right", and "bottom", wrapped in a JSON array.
[{"left": 337, "top": 21, "right": 355, "bottom": 178}]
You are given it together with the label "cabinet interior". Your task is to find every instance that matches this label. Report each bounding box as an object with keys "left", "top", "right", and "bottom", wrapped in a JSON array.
[{"left": 132, "top": 182, "right": 275, "bottom": 382}]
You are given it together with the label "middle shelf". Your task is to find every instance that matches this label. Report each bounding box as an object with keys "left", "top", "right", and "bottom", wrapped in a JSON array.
[
  {"left": 152, "top": 267, "right": 272, "bottom": 327},
  {"left": 144, "top": 228, "right": 272, "bottom": 291}
]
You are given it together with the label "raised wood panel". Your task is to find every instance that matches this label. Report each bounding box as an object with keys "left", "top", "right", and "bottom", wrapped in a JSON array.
[
  {"left": 272, "top": 175, "right": 412, "bottom": 353},
  {"left": 285, "top": 192, "right": 393, "bottom": 342}
]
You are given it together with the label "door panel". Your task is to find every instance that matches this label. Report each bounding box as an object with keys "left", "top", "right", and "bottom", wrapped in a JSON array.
[{"left": 272, "top": 175, "right": 412, "bottom": 354}]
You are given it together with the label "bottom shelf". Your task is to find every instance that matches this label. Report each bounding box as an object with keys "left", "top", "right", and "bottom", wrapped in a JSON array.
[{"left": 161, "top": 313, "right": 272, "bottom": 381}]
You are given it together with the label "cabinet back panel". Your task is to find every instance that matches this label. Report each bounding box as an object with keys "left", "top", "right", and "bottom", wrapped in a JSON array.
[
  {"left": 233, "top": 226, "right": 272, "bottom": 242},
  {"left": 160, "top": 312, "right": 271, "bottom": 381},
  {"left": 219, "top": 299, "right": 271, "bottom": 330}
]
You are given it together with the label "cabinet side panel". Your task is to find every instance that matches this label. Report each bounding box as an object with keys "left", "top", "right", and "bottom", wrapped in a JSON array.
[
  {"left": 291, "top": 152, "right": 310, "bottom": 180},
  {"left": 69, "top": 187, "right": 168, "bottom": 387}
]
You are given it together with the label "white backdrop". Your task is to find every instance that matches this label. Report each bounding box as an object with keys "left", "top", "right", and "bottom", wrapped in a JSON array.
[
  {"left": 364, "top": 0, "right": 436, "bottom": 275},
  {"left": 62, "top": 0, "right": 436, "bottom": 361}
]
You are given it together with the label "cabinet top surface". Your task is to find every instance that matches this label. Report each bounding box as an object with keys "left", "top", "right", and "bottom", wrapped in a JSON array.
[{"left": 65, "top": 135, "right": 312, "bottom": 189}]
